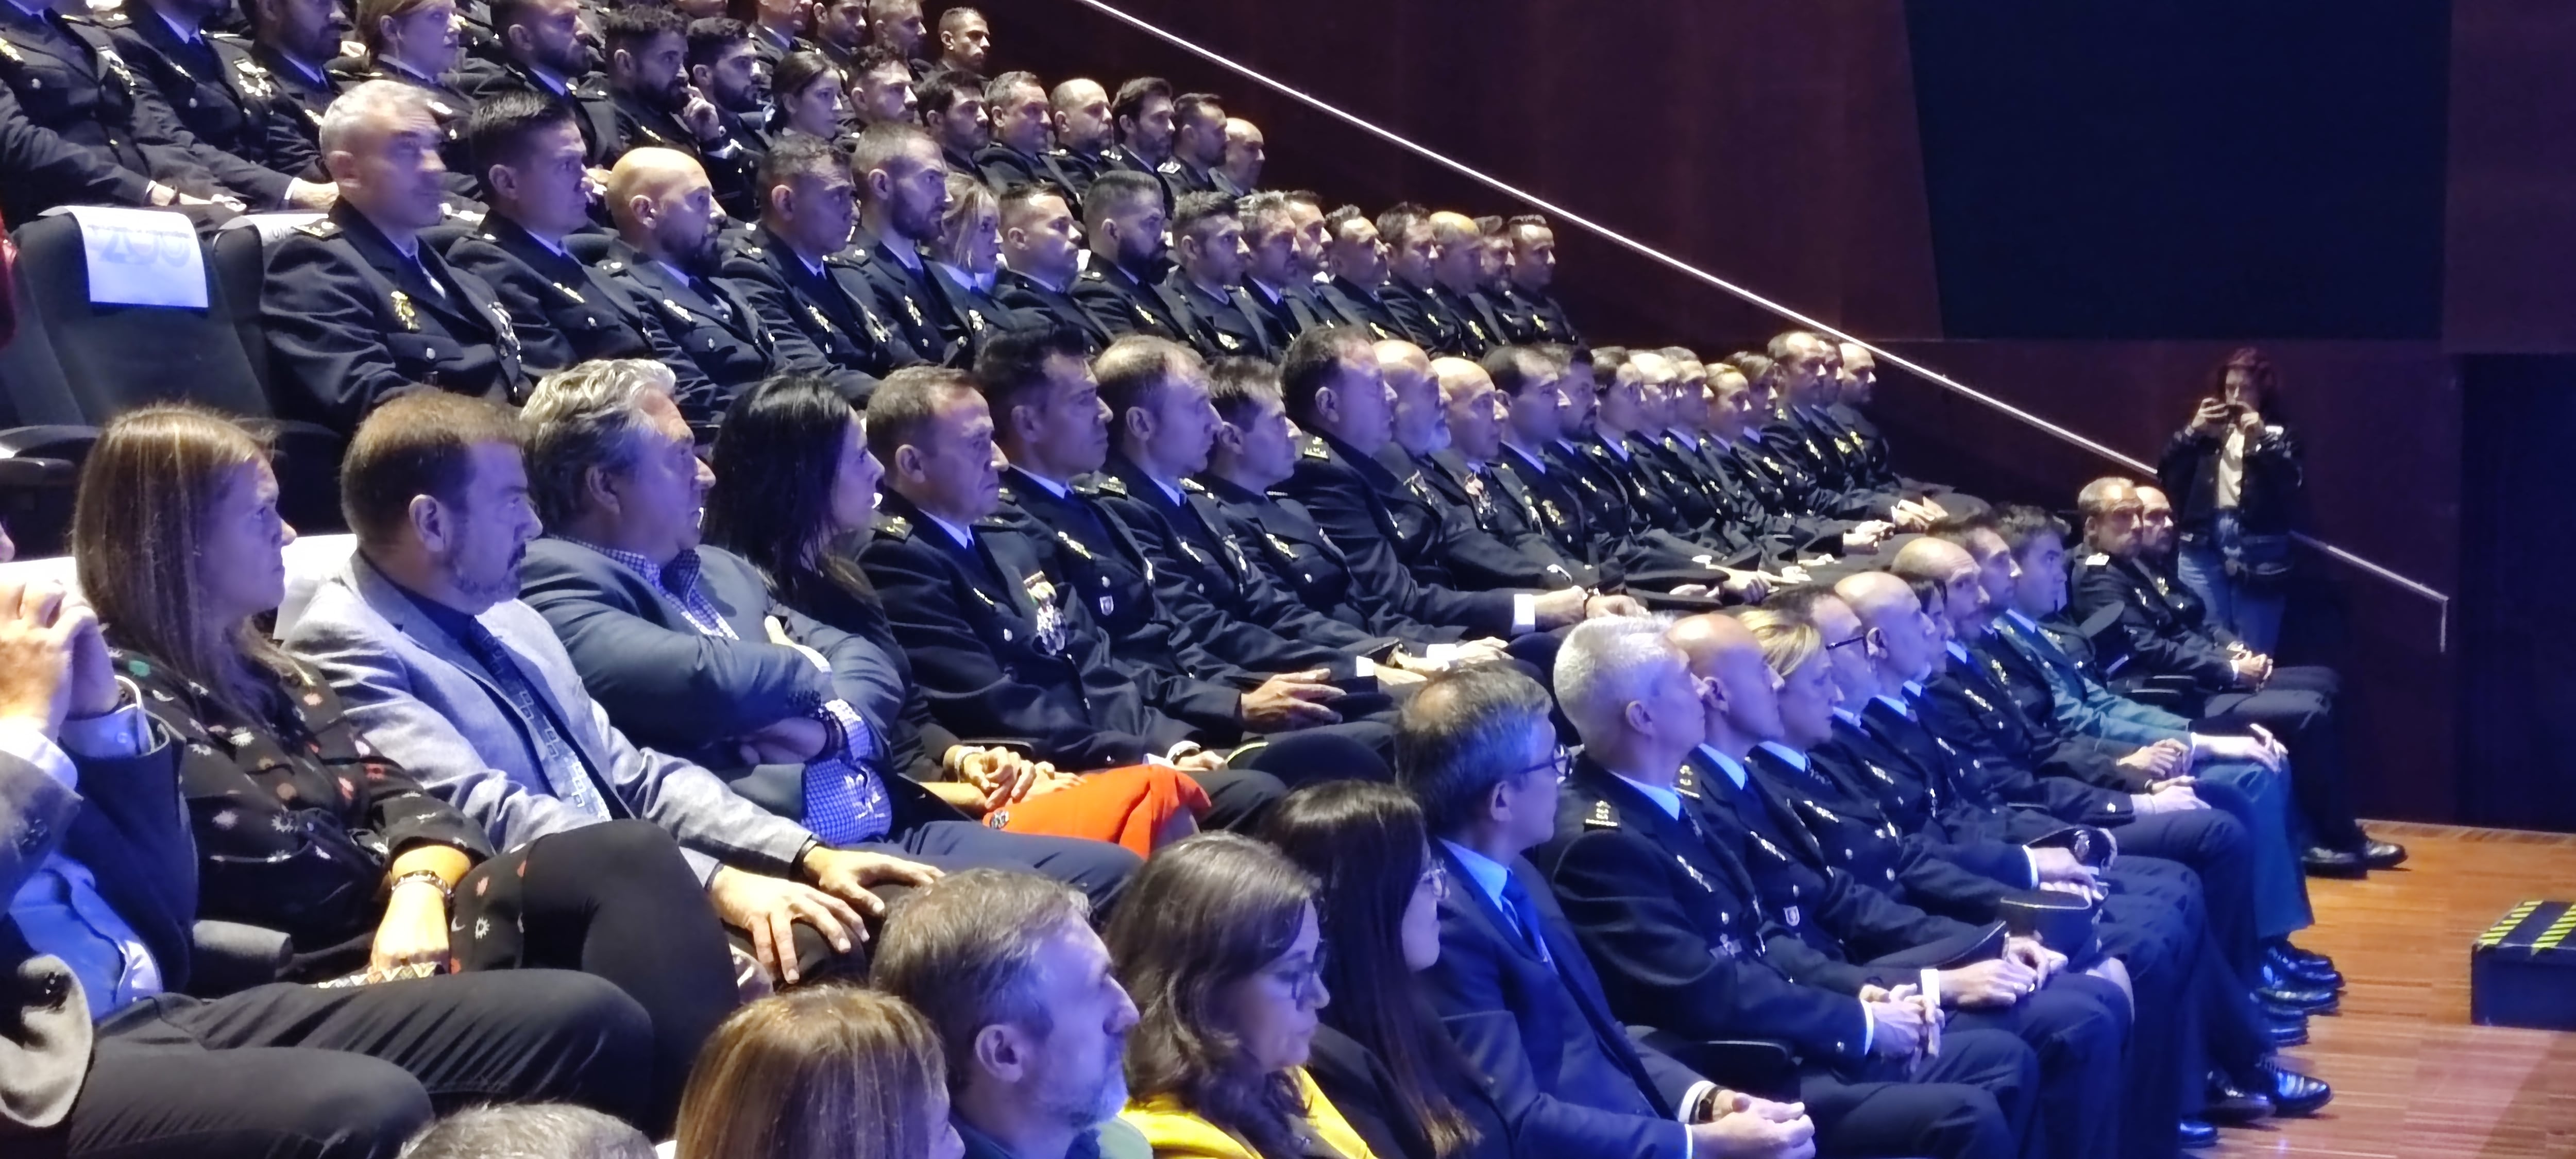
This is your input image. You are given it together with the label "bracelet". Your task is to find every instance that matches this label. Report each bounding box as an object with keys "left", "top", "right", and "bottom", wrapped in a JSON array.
[{"left": 389, "top": 869, "right": 450, "bottom": 901}]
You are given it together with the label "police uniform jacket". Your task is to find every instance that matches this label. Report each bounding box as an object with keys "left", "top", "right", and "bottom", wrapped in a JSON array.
[
  {"left": 1241, "top": 277, "right": 1324, "bottom": 352},
  {"left": 1971, "top": 626, "right": 2150, "bottom": 793},
  {"left": 994, "top": 266, "right": 1114, "bottom": 354},
  {"left": 1382, "top": 279, "right": 1464, "bottom": 355},
  {"left": 1919, "top": 641, "right": 2137, "bottom": 824},
  {"left": 1094, "top": 454, "right": 1397, "bottom": 675},
  {"left": 856, "top": 490, "right": 1199, "bottom": 769},
  {"left": 1313, "top": 274, "right": 1405, "bottom": 340},
  {"left": 927, "top": 261, "right": 1026, "bottom": 367},
  {"left": 719, "top": 228, "right": 919, "bottom": 404},
  {"left": 1444, "top": 284, "right": 1507, "bottom": 357},
  {"left": 1158, "top": 268, "right": 1274, "bottom": 362},
  {"left": 1792, "top": 723, "right": 2048, "bottom": 926},
  {"left": 1999, "top": 612, "right": 2197, "bottom": 751},
  {"left": 596, "top": 241, "right": 778, "bottom": 423},
  {"left": 996, "top": 469, "right": 1252, "bottom": 739},
  {"left": 604, "top": 87, "right": 758, "bottom": 220},
  {"left": 443, "top": 213, "right": 657, "bottom": 375},
  {"left": 337, "top": 59, "right": 486, "bottom": 202},
  {"left": 2066, "top": 552, "right": 2239, "bottom": 690},
  {"left": 262, "top": 201, "right": 526, "bottom": 432},
  {"left": 102, "top": 9, "right": 297, "bottom": 193},
  {"left": 1070, "top": 253, "right": 1191, "bottom": 342},
  {"left": 1534, "top": 753, "right": 1876, "bottom": 1066},
  {"left": 0, "top": 1, "right": 238, "bottom": 218},
  {"left": 1493, "top": 442, "right": 1616, "bottom": 572},
  {"left": 1195, "top": 473, "right": 1468, "bottom": 650},
  {"left": 244, "top": 41, "right": 332, "bottom": 175},
  {"left": 1101, "top": 143, "right": 1173, "bottom": 211},
  {"left": 851, "top": 232, "right": 961, "bottom": 365},
  {"left": 1545, "top": 436, "right": 1737, "bottom": 587},
  {"left": 1417, "top": 448, "right": 1598, "bottom": 591},
  {"left": 1156, "top": 155, "right": 1237, "bottom": 198},
  {"left": 1497, "top": 283, "right": 1580, "bottom": 346},
  {"left": 973, "top": 141, "right": 1084, "bottom": 204},
  {"left": 1859, "top": 690, "right": 2116, "bottom": 849},
  {"left": 1276, "top": 429, "right": 1521, "bottom": 637},
  {"left": 1047, "top": 144, "right": 1105, "bottom": 203},
  {"left": 453, "top": 60, "right": 620, "bottom": 164},
  {"left": 1690, "top": 748, "right": 1997, "bottom": 987}
]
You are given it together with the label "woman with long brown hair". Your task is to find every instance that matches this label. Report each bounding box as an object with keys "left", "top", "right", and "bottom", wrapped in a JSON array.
[
  {"left": 1261, "top": 783, "right": 1509, "bottom": 1159},
  {"left": 1106, "top": 833, "right": 1379, "bottom": 1159},
  {"left": 674, "top": 988, "right": 965, "bottom": 1159},
  {"left": 72, "top": 404, "right": 743, "bottom": 1132}
]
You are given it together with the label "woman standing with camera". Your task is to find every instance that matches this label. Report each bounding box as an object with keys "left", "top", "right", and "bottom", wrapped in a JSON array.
[{"left": 2159, "top": 347, "right": 2304, "bottom": 656}]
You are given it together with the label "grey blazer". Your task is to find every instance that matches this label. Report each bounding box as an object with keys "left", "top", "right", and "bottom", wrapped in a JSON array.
[{"left": 276, "top": 546, "right": 814, "bottom": 883}]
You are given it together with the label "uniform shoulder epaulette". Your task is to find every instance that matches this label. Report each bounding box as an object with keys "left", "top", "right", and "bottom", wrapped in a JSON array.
[
  {"left": 1584, "top": 799, "right": 1620, "bottom": 829},
  {"left": 871, "top": 513, "right": 912, "bottom": 540},
  {"left": 211, "top": 30, "right": 252, "bottom": 46},
  {"left": 92, "top": 9, "right": 129, "bottom": 27},
  {"left": 1179, "top": 478, "right": 1207, "bottom": 493},
  {"left": 1297, "top": 434, "right": 1331, "bottom": 462},
  {"left": 296, "top": 219, "right": 342, "bottom": 239},
  {"left": 973, "top": 514, "right": 1023, "bottom": 532},
  {"left": 823, "top": 250, "right": 862, "bottom": 268},
  {"left": 1078, "top": 265, "right": 1107, "bottom": 283},
  {"left": 738, "top": 244, "right": 765, "bottom": 259},
  {"left": 994, "top": 482, "right": 1020, "bottom": 505},
  {"left": 1075, "top": 474, "right": 1126, "bottom": 497},
  {"left": 598, "top": 259, "right": 627, "bottom": 274},
  {"left": 2080, "top": 552, "right": 2109, "bottom": 567},
  {"left": 1155, "top": 160, "right": 1182, "bottom": 176}
]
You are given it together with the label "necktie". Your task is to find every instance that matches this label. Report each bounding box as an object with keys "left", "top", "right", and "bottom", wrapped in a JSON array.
[
  {"left": 1497, "top": 874, "right": 1555, "bottom": 966},
  {"left": 452, "top": 618, "right": 624, "bottom": 820},
  {"left": 685, "top": 274, "right": 732, "bottom": 322}
]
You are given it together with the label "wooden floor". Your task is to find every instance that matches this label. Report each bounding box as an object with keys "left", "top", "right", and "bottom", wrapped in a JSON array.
[{"left": 2207, "top": 821, "right": 2576, "bottom": 1158}]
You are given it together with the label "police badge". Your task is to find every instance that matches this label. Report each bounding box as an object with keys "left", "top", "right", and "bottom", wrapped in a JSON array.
[{"left": 1023, "top": 572, "right": 1067, "bottom": 656}]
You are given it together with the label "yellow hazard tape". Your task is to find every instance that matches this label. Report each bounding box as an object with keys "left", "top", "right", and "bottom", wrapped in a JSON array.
[
  {"left": 2534, "top": 910, "right": 2576, "bottom": 952},
  {"left": 2479, "top": 900, "right": 2548, "bottom": 948}
]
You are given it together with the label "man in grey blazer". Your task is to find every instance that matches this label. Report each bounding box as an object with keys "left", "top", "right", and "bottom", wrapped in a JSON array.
[
  {"left": 4, "top": 575, "right": 646, "bottom": 1156},
  {"left": 278, "top": 391, "right": 923, "bottom": 983}
]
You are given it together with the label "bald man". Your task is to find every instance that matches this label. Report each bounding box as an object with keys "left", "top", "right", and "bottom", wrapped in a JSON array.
[
  {"left": 263, "top": 80, "right": 529, "bottom": 435},
  {"left": 597, "top": 147, "right": 780, "bottom": 421},
  {"left": 1417, "top": 355, "right": 1609, "bottom": 591},
  {"left": 1673, "top": 612, "right": 2137, "bottom": 1159},
  {"left": 1046, "top": 78, "right": 1116, "bottom": 201},
  {"left": 1425, "top": 210, "right": 1506, "bottom": 355},
  {"left": 1377, "top": 343, "right": 1591, "bottom": 592},
  {"left": 1220, "top": 116, "right": 1265, "bottom": 192}
]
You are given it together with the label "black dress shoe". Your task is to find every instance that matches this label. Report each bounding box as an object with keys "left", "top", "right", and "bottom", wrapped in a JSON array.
[
  {"left": 2259, "top": 963, "right": 2342, "bottom": 1012},
  {"left": 2263, "top": 1010, "right": 2309, "bottom": 1047},
  {"left": 2202, "top": 1074, "right": 2276, "bottom": 1124},
  {"left": 2267, "top": 940, "right": 2343, "bottom": 988},
  {"left": 2303, "top": 846, "right": 2366, "bottom": 878},
  {"left": 2363, "top": 839, "right": 2407, "bottom": 869},
  {"left": 2264, "top": 1061, "right": 2332, "bottom": 1116},
  {"left": 2178, "top": 1119, "right": 2219, "bottom": 1149}
]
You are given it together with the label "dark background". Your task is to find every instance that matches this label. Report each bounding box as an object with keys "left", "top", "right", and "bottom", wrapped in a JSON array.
[{"left": 970, "top": 0, "right": 2569, "bottom": 829}]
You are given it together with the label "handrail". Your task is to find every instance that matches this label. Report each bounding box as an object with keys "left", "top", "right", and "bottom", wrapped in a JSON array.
[{"left": 1054, "top": 0, "right": 2452, "bottom": 650}]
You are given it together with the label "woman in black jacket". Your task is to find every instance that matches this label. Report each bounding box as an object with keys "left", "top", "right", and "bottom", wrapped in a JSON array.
[
  {"left": 1262, "top": 781, "right": 1514, "bottom": 1159},
  {"left": 2157, "top": 347, "right": 2303, "bottom": 655}
]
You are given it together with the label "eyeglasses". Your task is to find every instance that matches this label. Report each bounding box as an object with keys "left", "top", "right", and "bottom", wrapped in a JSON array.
[
  {"left": 1267, "top": 945, "right": 1330, "bottom": 1003},
  {"left": 1514, "top": 746, "right": 1574, "bottom": 785},
  {"left": 1826, "top": 634, "right": 1869, "bottom": 652}
]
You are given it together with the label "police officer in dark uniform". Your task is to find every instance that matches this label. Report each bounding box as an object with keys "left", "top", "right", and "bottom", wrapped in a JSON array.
[
  {"left": 1425, "top": 354, "right": 1607, "bottom": 591},
  {"left": 1104, "top": 75, "right": 1177, "bottom": 214},
  {"left": 1537, "top": 619, "right": 2040, "bottom": 1159},
  {"left": 596, "top": 145, "right": 776, "bottom": 424},
  {"left": 1155, "top": 90, "right": 1237, "bottom": 198},
  {"left": 1378, "top": 204, "right": 1465, "bottom": 356},
  {"left": 1159, "top": 191, "right": 1274, "bottom": 363},
  {"left": 340, "top": 0, "right": 476, "bottom": 140},
  {"left": 977, "top": 71, "right": 1084, "bottom": 198},
  {"left": 103, "top": 0, "right": 313, "bottom": 186},
  {"left": 1070, "top": 169, "right": 1192, "bottom": 342},
  {"left": 1377, "top": 344, "right": 1595, "bottom": 596},
  {"left": 0, "top": 0, "right": 304, "bottom": 218},
  {"left": 1496, "top": 213, "right": 1583, "bottom": 346},
  {"left": 444, "top": 94, "right": 659, "bottom": 376},
  {"left": 994, "top": 181, "right": 1116, "bottom": 354},
  {"left": 924, "top": 175, "right": 1029, "bottom": 369},
  {"left": 719, "top": 132, "right": 921, "bottom": 404},
  {"left": 1314, "top": 204, "right": 1405, "bottom": 340},
  {"left": 852, "top": 367, "right": 1302, "bottom": 831},
  {"left": 263, "top": 80, "right": 526, "bottom": 433},
  {"left": 238, "top": 0, "right": 344, "bottom": 175},
  {"left": 597, "top": 6, "right": 756, "bottom": 218},
  {"left": 848, "top": 120, "right": 967, "bottom": 365},
  {"left": 451, "top": 0, "right": 619, "bottom": 162}
]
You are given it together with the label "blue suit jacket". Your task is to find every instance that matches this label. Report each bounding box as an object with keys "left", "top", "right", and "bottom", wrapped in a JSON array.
[{"left": 1421, "top": 845, "right": 1701, "bottom": 1159}]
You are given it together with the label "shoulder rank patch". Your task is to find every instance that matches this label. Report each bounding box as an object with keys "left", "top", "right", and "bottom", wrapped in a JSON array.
[
  {"left": 296, "top": 218, "right": 342, "bottom": 239},
  {"left": 1298, "top": 435, "right": 1330, "bottom": 462},
  {"left": 2081, "top": 552, "right": 2109, "bottom": 567},
  {"left": 1585, "top": 800, "right": 1619, "bottom": 829},
  {"left": 1083, "top": 475, "right": 1127, "bottom": 497},
  {"left": 1179, "top": 478, "right": 1207, "bottom": 493},
  {"left": 1674, "top": 764, "right": 1701, "bottom": 798},
  {"left": 872, "top": 513, "right": 912, "bottom": 540}
]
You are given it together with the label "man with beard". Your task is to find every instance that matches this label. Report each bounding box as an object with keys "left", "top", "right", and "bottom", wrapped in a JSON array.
[
  {"left": 1157, "top": 91, "right": 1235, "bottom": 197},
  {"left": 1315, "top": 204, "right": 1404, "bottom": 339},
  {"left": 597, "top": 147, "right": 780, "bottom": 422},
  {"left": 101, "top": 0, "right": 343, "bottom": 200},
  {"left": 1159, "top": 192, "right": 1272, "bottom": 362},
  {"left": 455, "top": 0, "right": 601, "bottom": 125},
  {"left": 995, "top": 181, "right": 1116, "bottom": 352},
  {"left": 722, "top": 132, "right": 922, "bottom": 402},
  {"left": 875, "top": 870, "right": 1149, "bottom": 1159},
  {"left": 979, "top": 70, "right": 1082, "bottom": 196},
  {"left": 240, "top": 0, "right": 353, "bottom": 175},
  {"left": 808, "top": 0, "right": 865, "bottom": 76},
  {"left": 1497, "top": 214, "right": 1582, "bottom": 345},
  {"left": 853, "top": 120, "right": 965, "bottom": 364},
  {"left": 933, "top": 6, "right": 989, "bottom": 77},
  {"left": 917, "top": 66, "right": 990, "bottom": 176},
  {"left": 1107, "top": 76, "right": 1177, "bottom": 212},
  {"left": 1238, "top": 191, "right": 1326, "bottom": 350},
  {"left": 263, "top": 81, "right": 527, "bottom": 435},
  {"left": 684, "top": 19, "right": 768, "bottom": 164},
  {"left": 1070, "top": 169, "right": 1191, "bottom": 342},
  {"left": 600, "top": 6, "right": 756, "bottom": 219},
  {"left": 867, "top": 0, "right": 929, "bottom": 70},
  {"left": 1045, "top": 77, "right": 1115, "bottom": 203},
  {"left": 849, "top": 43, "right": 918, "bottom": 128}
]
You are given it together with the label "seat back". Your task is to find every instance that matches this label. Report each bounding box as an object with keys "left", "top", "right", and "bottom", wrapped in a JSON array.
[{"left": 13, "top": 214, "right": 277, "bottom": 421}]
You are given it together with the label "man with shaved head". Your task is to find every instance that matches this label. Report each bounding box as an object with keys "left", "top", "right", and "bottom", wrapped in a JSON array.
[
  {"left": 1377, "top": 343, "right": 1586, "bottom": 593},
  {"left": 1431, "top": 210, "right": 1511, "bottom": 355},
  {"left": 933, "top": 5, "right": 988, "bottom": 74},
  {"left": 1045, "top": 77, "right": 1116, "bottom": 202},
  {"left": 1674, "top": 611, "right": 2137, "bottom": 1159},
  {"left": 1220, "top": 116, "right": 1265, "bottom": 193},
  {"left": 597, "top": 147, "right": 781, "bottom": 421},
  {"left": 1416, "top": 355, "right": 1607, "bottom": 590}
]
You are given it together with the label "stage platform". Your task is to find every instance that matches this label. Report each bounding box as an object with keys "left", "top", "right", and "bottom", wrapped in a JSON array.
[{"left": 2209, "top": 821, "right": 2576, "bottom": 1157}]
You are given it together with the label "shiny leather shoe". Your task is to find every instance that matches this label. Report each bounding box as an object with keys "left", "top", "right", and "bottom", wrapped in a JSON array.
[
  {"left": 2259, "top": 963, "right": 2342, "bottom": 1013},
  {"left": 2303, "top": 846, "right": 2367, "bottom": 878},
  {"left": 2263, "top": 1009, "right": 2310, "bottom": 1047},
  {"left": 2202, "top": 1073, "right": 2276, "bottom": 1124},
  {"left": 2178, "top": 1119, "right": 2219, "bottom": 1149},
  {"left": 2363, "top": 839, "right": 2408, "bottom": 870},
  {"left": 2267, "top": 940, "right": 2343, "bottom": 988},
  {"left": 2264, "top": 1061, "right": 2332, "bottom": 1116}
]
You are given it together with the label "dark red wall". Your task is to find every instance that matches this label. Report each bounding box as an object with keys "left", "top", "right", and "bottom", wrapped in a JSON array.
[{"left": 968, "top": 0, "right": 2474, "bottom": 823}]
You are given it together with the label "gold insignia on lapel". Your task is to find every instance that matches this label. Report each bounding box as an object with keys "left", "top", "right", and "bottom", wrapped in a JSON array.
[
  {"left": 1179, "top": 478, "right": 1206, "bottom": 493},
  {"left": 1299, "top": 438, "right": 1329, "bottom": 461},
  {"left": 1263, "top": 533, "right": 1300, "bottom": 557},
  {"left": 1468, "top": 319, "right": 1488, "bottom": 344},
  {"left": 2081, "top": 552, "right": 2109, "bottom": 567},
  {"left": 1054, "top": 531, "right": 1093, "bottom": 559},
  {"left": 1674, "top": 765, "right": 1701, "bottom": 798},
  {"left": 902, "top": 295, "right": 924, "bottom": 325},
  {"left": 967, "top": 309, "right": 986, "bottom": 332},
  {"left": 1137, "top": 305, "right": 1161, "bottom": 328},
  {"left": 389, "top": 291, "right": 419, "bottom": 330},
  {"left": 1216, "top": 332, "right": 1241, "bottom": 350},
  {"left": 878, "top": 514, "right": 911, "bottom": 539},
  {"left": 1093, "top": 476, "right": 1127, "bottom": 497},
  {"left": 1534, "top": 315, "right": 1552, "bottom": 333},
  {"left": 1585, "top": 800, "right": 1618, "bottom": 829},
  {"left": 805, "top": 303, "right": 837, "bottom": 333},
  {"left": 550, "top": 281, "right": 585, "bottom": 304},
  {"left": 1369, "top": 323, "right": 1393, "bottom": 339},
  {"left": 0, "top": 41, "right": 22, "bottom": 64}
]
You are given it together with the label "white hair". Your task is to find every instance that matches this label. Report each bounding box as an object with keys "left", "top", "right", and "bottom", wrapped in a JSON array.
[
  {"left": 1552, "top": 615, "right": 1681, "bottom": 743},
  {"left": 317, "top": 79, "right": 435, "bottom": 156}
]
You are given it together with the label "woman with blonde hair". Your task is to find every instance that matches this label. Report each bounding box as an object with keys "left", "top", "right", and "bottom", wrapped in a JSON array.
[{"left": 675, "top": 988, "right": 965, "bottom": 1159}]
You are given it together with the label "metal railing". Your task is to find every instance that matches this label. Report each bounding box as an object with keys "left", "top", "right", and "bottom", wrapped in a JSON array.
[{"left": 1054, "top": 0, "right": 2453, "bottom": 651}]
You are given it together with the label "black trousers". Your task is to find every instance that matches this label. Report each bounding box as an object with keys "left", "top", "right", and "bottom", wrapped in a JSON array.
[
  {"left": 2200, "top": 672, "right": 2360, "bottom": 851},
  {"left": 52, "top": 970, "right": 649, "bottom": 1159},
  {"left": 1947, "top": 975, "right": 2131, "bottom": 1159},
  {"left": 2095, "top": 858, "right": 2202, "bottom": 1159},
  {"left": 2110, "top": 806, "right": 2261, "bottom": 984},
  {"left": 452, "top": 820, "right": 739, "bottom": 1136},
  {"left": 1801, "top": 1026, "right": 2035, "bottom": 1159}
]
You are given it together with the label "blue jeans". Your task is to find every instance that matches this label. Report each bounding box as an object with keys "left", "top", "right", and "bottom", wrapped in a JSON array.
[{"left": 2175, "top": 515, "right": 2285, "bottom": 655}]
